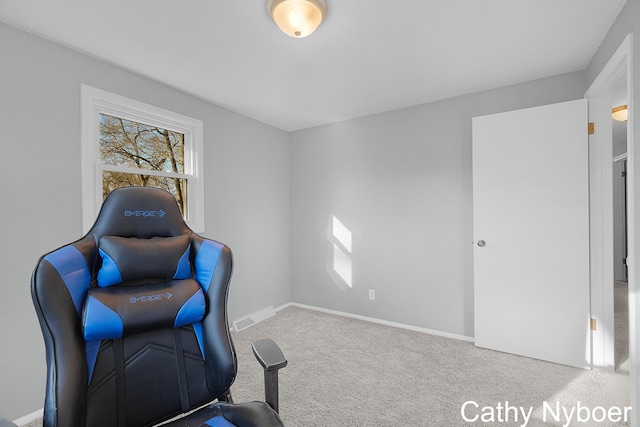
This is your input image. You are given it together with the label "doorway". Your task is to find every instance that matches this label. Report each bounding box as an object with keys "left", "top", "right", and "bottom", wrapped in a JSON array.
[
  {"left": 613, "top": 156, "right": 629, "bottom": 373},
  {"left": 613, "top": 84, "right": 629, "bottom": 372},
  {"left": 585, "top": 32, "right": 634, "bottom": 423}
]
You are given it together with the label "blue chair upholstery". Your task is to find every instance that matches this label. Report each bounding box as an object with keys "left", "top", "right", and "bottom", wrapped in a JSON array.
[{"left": 31, "top": 187, "right": 285, "bottom": 427}]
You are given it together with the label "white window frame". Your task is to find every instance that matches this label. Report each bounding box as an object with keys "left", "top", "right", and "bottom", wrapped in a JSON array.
[{"left": 81, "top": 84, "right": 205, "bottom": 233}]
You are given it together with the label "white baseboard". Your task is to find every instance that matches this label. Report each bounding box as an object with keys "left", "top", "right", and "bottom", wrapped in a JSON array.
[
  {"left": 12, "top": 408, "right": 42, "bottom": 426},
  {"left": 277, "top": 302, "right": 475, "bottom": 342}
]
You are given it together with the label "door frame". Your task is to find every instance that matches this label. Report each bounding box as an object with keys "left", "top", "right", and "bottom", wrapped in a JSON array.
[{"left": 585, "top": 32, "right": 635, "bottom": 418}]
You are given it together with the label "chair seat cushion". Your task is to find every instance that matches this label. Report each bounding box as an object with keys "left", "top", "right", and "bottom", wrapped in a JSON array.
[
  {"left": 97, "top": 235, "right": 192, "bottom": 287},
  {"left": 201, "top": 417, "right": 235, "bottom": 427},
  {"left": 213, "top": 402, "right": 284, "bottom": 427},
  {"left": 82, "top": 278, "right": 205, "bottom": 340},
  {"left": 161, "top": 402, "right": 284, "bottom": 427}
]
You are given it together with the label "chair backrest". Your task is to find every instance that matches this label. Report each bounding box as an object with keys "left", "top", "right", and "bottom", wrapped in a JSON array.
[{"left": 32, "top": 187, "right": 236, "bottom": 427}]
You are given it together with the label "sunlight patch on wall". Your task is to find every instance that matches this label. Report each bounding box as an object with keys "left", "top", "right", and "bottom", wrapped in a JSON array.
[
  {"left": 333, "top": 244, "right": 352, "bottom": 287},
  {"left": 333, "top": 215, "right": 352, "bottom": 252},
  {"left": 327, "top": 215, "right": 353, "bottom": 290}
]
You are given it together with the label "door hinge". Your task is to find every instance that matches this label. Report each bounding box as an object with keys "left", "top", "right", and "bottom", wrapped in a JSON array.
[
  {"left": 590, "top": 318, "right": 597, "bottom": 331},
  {"left": 588, "top": 122, "right": 595, "bottom": 135}
]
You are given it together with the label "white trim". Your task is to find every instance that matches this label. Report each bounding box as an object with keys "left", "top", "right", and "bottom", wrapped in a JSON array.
[
  {"left": 587, "top": 94, "right": 615, "bottom": 370},
  {"left": 585, "top": 42, "right": 630, "bottom": 98},
  {"left": 625, "top": 34, "right": 636, "bottom": 427},
  {"left": 12, "top": 408, "right": 43, "bottom": 425},
  {"left": 614, "top": 153, "right": 628, "bottom": 162},
  {"left": 100, "top": 164, "right": 188, "bottom": 180},
  {"left": 584, "top": 33, "right": 635, "bottom": 424},
  {"left": 279, "top": 302, "right": 475, "bottom": 342},
  {"left": 80, "top": 84, "right": 205, "bottom": 233}
]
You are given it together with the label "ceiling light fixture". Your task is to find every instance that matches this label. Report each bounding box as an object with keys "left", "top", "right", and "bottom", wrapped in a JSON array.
[
  {"left": 612, "top": 105, "right": 628, "bottom": 122},
  {"left": 267, "top": 0, "right": 328, "bottom": 38}
]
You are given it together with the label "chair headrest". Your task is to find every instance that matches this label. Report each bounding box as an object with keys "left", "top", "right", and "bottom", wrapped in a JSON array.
[{"left": 89, "top": 187, "right": 190, "bottom": 240}]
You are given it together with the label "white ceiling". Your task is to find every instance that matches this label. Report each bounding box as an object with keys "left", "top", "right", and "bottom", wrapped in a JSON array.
[{"left": 0, "top": 0, "right": 626, "bottom": 132}]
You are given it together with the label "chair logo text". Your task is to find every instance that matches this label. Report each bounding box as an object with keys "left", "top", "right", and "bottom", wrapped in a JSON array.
[
  {"left": 124, "top": 210, "right": 166, "bottom": 218},
  {"left": 129, "top": 292, "right": 173, "bottom": 304}
]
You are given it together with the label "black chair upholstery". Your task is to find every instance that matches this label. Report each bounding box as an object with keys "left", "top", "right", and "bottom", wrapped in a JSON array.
[{"left": 31, "top": 187, "right": 285, "bottom": 427}]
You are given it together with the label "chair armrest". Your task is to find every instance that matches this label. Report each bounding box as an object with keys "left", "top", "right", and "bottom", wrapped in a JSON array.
[
  {"left": 251, "top": 339, "right": 287, "bottom": 413},
  {"left": 252, "top": 338, "right": 288, "bottom": 371}
]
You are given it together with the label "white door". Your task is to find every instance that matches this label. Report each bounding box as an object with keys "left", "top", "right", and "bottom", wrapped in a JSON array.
[{"left": 472, "top": 99, "right": 591, "bottom": 368}]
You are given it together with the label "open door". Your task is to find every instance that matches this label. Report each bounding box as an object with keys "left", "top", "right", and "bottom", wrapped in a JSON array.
[{"left": 473, "top": 99, "right": 591, "bottom": 368}]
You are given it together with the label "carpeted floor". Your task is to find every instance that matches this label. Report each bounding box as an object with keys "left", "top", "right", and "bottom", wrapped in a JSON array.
[
  {"left": 615, "top": 280, "right": 630, "bottom": 373},
  {"left": 20, "top": 304, "right": 632, "bottom": 427},
  {"left": 230, "top": 306, "right": 630, "bottom": 427}
]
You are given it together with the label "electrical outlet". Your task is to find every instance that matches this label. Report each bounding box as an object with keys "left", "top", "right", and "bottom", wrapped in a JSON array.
[{"left": 369, "top": 289, "right": 375, "bottom": 300}]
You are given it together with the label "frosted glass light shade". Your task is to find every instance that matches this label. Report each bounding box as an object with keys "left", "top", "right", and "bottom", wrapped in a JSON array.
[
  {"left": 612, "top": 105, "right": 628, "bottom": 122},
  {"left": 267, "top": 0, "right": 327, "bottom": 38}
]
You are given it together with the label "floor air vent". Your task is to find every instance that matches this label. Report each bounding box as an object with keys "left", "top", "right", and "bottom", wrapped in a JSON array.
[
  {"left": 234, "top": 317, "right": 256, "bottom": 331},
  {"left": 233, "top": 306, "right": 276, "bottom": 331}
]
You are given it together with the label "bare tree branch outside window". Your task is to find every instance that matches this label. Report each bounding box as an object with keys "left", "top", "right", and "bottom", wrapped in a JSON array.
[{"left": 99, "top": 114, "right": 187, "bottom": 216}]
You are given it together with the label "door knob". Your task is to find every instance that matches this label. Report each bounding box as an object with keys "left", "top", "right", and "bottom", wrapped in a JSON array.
[{"left": 477, "top": 240, "right": 486, "bottom": 247}]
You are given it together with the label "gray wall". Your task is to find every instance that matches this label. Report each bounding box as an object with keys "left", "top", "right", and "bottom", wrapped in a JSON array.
[
  {"left": 0, "top": 22, "right": 291, "bottom": 419},
  {"left": 290, "top": 72, "right": 587, "bottom": 338},
  {"left": 3, "top": 0, "right": 639, "bottom": 419}
]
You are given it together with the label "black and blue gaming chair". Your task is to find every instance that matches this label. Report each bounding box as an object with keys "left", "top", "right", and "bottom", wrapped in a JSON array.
[{"left": 31, "top": 186, "right": 287, "bottom": 427}]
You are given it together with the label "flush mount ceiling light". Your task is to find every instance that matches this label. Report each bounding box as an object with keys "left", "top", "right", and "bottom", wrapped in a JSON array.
[
  {"left": 612, "top": 105, "right": 628, "bottom": 122},
  {"left": 267, "top": 0, "right": 328, "bottom": 38}
]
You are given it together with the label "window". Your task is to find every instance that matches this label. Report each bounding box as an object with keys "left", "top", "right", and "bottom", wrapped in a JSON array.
[{"left": 81, "top": 85, "right": 204, "bottom": 233}]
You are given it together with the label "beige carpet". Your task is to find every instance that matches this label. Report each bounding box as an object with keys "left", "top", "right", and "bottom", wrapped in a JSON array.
[
  {"left": 230, "top": 306, "right": 631, "bottom": 427},
  {"left": 615, "top": 280, "right": 630, "bottom": 373}
]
